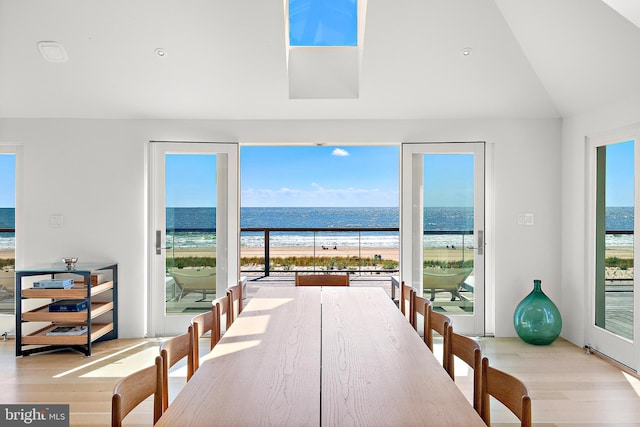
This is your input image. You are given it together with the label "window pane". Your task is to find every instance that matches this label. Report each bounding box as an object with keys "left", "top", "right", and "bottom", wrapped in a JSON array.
[
  {"left": 165, "top": 154, "right": 217, "bottom": 315},
  {"left": 0, "top": 154, "right": 15, "bottom": 315},
  {"left": 595, "top": 141, "right": 634, "bottom": 340},
  {"left": 423, "top": 154, "right": 475, "bottom": 315},
  {"left": 289, "top": 0, "right": 357, "bottom": 46}
]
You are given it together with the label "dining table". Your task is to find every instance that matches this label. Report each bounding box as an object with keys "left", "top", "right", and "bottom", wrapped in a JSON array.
[{"left": 155, "top": 286, "right": 485, "bottom": 426}]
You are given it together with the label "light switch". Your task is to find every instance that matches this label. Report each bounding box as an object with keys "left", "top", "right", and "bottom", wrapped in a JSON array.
[
  {"left": 517, "top": 213, "right": 535, "bottom": 226},
  {"left": 49, "top": 215, "right": 64, "bottom": 228}
]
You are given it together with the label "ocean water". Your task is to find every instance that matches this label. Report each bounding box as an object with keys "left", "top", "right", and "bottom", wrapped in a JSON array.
[
  {"left": 0, "top": 207, "right": 634, "bottom": 250},
  {"left": 167, "top": 206, "right": 463, "bottom": 249},
  {"left": 606, "top": 206, "right": 634, "bottom": 247},
  {"left": 0, "top": 208, "right": 15, "bottom": 251}
]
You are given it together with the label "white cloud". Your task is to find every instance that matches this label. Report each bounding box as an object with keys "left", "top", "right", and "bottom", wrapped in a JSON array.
[{"left": 332, "top": 148, "right": 349, "bottom": 157}]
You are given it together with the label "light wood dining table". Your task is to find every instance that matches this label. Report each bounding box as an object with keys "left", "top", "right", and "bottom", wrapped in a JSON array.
[{"left": 155, "top": 286, "right": 485, "bottom": 426}]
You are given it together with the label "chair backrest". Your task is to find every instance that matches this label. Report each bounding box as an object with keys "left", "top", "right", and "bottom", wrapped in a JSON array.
[
  {"left": 423, "top": 267, "right": 472, "bottom": 292},
  {"left": 191, "top": 306, "right": 220, "bottom": 372},
  {"left": 481, "top": 357, "right": 532, "bottom": 427},
  {"left": 213, "top": 294, "right": 231, "bottom": 335},
  {"left": 227, "top": 283, "right": 243, "bottom": 324},
  {"left": 427, "top": 309, "right": 451, "bottom": 370},
  {"left": 412, "top": 294, "right": 431, "bottom": 346},
  {"left": 170, "top": 269, "right": 216, "bottom": 291},
  {"left": 111, "top": 355, "right": 163, "bottom": 427},
  {"left": 400, "top": 281, "right": 415, "bottom": 324},
  {"left": 295, "top": 273, "right": 349, "bottom": 286},
  {"left": 447, "top": 325, "right": 482, "bottom": 414},
  {"left": 0, "top": 269, "right": 14, "bottom": 293},
  {"left": 159, "top": 331, "right": 194, "bottom": 411}
]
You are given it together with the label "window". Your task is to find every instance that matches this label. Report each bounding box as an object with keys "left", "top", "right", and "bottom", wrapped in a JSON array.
[
  {"left": 289, "top": 0, "right": 357, "bottom": 46},
  {"left": 0, "top": 153, "right": 16, "bottom": 315}
]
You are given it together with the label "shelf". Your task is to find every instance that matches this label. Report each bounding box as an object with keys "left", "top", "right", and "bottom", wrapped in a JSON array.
[
  {"left": 22, "top": 302, "right": 114, "bottom": 322},
  {"left": 22, "top": 323, "right": 114, "bottom": 346},
  {"left": 21, "top": 280, "right": 114, "bottom": 299},
  {"left": 16, "top": 263, "right": 118, "bottom": 356}
]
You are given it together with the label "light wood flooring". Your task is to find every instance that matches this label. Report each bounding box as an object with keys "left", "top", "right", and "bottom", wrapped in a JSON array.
[
  {"left": 3, "top": 334, "right": 640, "bottom": 426},
  {"left": 5, "top": 278, "right": 640, "bottom": 426}
]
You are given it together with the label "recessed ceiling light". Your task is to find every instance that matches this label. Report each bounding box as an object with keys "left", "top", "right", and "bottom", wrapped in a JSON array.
[
  {"left": 155, "top": 48, "right": 167, "bottom": 57},
  {"left": 37, "top": 41, "right": 68, "bottom": 63},
  {"left": 461, "top": 47, "right": 473, "bottom": 57}
]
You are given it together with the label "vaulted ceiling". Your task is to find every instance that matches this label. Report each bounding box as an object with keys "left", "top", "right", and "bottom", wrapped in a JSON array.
[{"left": 2, "top": 0, "right": 640, "bottom": 120}]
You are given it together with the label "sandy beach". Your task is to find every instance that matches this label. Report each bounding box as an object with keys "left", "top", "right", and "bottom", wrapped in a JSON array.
[
  {"left": 2, "top": 245, "right": 632, "bottom": 263},
  {"left": 0, "top": 246, "right": 467, "bottom": 263},
  {"left": 172, "top": 245, "right": 477, "bottom": 263},
  {"left": 0, "top": 249, "right": 14, "bottom": 260}
]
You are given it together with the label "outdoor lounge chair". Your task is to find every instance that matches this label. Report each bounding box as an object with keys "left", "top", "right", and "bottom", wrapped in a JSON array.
[
  {"left": 423, "top": 267, "right": 472, "bottom": 301},
  {"left": 170, "top": 269, "right": 216, "bottom": 301},
  {"left": 0, "top": 269, "right": 14, "bottom": 310}
]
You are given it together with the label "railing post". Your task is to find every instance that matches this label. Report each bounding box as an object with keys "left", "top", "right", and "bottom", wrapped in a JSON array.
[{"left": 264, "top": 229, "right": 270, "bottom": 277}]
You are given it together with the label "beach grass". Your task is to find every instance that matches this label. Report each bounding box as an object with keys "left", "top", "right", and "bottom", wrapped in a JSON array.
[
  {"left": 605, "top": 257, "right": 633, "bottom": 269},
  {"left": 168, "top": 256, "right": 216, "bottom": 269},
  {"left": 169, "top": 255, "right": 399, "bottom": 270}
]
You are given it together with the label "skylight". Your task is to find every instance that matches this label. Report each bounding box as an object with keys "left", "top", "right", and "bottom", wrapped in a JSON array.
[{"left": 289, "top": 0, "right": 357, "bottom": 47}]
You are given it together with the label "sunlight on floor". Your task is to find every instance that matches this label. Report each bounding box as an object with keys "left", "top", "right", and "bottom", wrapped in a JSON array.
[
  {"left": 53, "top": 341, "right": 150, "bottom": 379},
  {"left": 452, "top": 357, "right": 471, "bottom": 376},
  {"left": 79, "top": 346, "right": 159, "bottom": 378},
  {"left": 623, "top": 371, "right": 640, "bottom": 397}
]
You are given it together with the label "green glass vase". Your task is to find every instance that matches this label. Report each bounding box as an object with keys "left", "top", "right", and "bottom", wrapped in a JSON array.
[{"left": 513, "top": 279, "right": 562, "bottom": 345}]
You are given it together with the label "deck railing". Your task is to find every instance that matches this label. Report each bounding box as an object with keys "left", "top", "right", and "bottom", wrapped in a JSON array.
[{"left": 240, "top": 227, "right": 402, "bottom": 276}]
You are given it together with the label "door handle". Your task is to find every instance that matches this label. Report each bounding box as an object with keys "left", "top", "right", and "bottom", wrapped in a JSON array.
[
  {"left": 467, "top": 231, "right": 484, "bottom": 255},
  {"left": 155, "top": 230, "right": 172, "bottom": 255}
]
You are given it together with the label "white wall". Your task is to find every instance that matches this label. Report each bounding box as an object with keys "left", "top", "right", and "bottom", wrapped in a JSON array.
[
  {"left": 561, "top": 96, "right": 640, "bottom": 346},
  {"left": 0, "top": 118, "right": 561, "bottom": 338}
]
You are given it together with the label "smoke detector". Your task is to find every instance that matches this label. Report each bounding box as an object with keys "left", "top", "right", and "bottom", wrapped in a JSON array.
[{"left": 37, "top": 41, "right": 68, "bottom": 63}]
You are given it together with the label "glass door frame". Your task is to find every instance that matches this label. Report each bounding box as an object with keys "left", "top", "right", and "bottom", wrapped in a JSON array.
[
  {"left": 0, "top": 145, "right": 22, "bottom": 268},
  {"left": 400, "top": 142, "right": 486, "bottom": 335},
  {"left": 0, "top": 145, "right": 21, "bottom": 331},
  {"left": 148, "top": 141, "right": 239, "bottom": 337},
  {"left": 586, "top": 129, "right": 639, "bottom": 371}
]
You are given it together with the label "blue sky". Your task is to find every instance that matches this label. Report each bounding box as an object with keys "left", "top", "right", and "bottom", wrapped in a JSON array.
[
  {"left": 289, "top": 0, "right": 357, "bottom": 46},
  {"left": 163, "top": 147, "right": 495, "bottom": 208},
  {"left": 0, "top": 155, "right": 16, "bottom": 207},
  {"left": 424, "top": 154, "right": 474, "bottom": 207},
  {"left": 166, "top": 154, "right": 217, "bottom": 207},
  {"left": 606, "top": 140, "right": 634, "bottom": 206},
  {"left": 241, "top": 146, "right": 399, "bottom": 207}
]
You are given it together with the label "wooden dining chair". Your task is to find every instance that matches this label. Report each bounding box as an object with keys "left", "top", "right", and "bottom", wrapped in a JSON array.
[
  {"left": 111, "top": 355, "right": 163, "bottom": 427},
  {"left": 159, "top": 331, "right": 194, "bottom": 411},
  {"left": 481, "top": 357, "right": 532, "bottom": 427},
  {"left": 400, "top": 281, "right": 415, "bottom": 324},
  {"left": 446, "top": 324, "right": 482, "bottom": 414},
  {"left": 427, "top": 308, "right": 451, "bottom": 371},
  {"left": 191, "top": 305, "right": 220, "bottom": 373},
  {"left": 227, "top": 282, "right": 243, "bottom": 324},
  {"left": 294, "top": 272, "right": 349, "bottom": 286},
  {"left": 213, "top": 294, "right": 232, "bottom": 338},
  {"left": 412, "top": 294, "right": 431, "bottom": 345}
]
